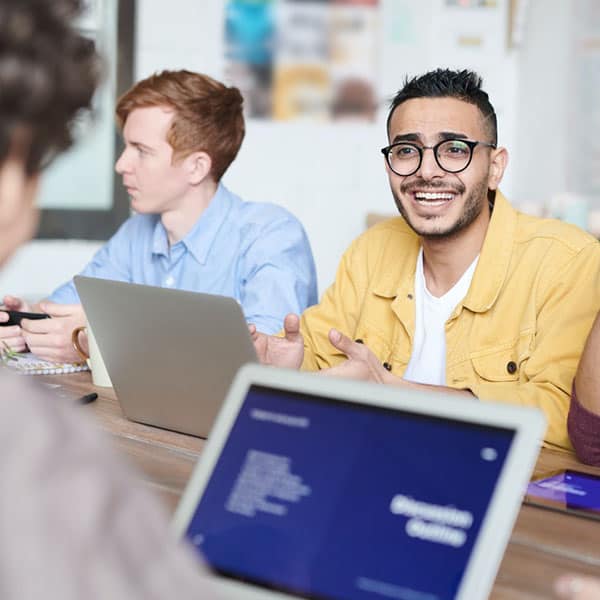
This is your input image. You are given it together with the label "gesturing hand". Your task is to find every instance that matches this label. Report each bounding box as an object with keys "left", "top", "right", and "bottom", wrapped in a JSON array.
[
  {"left": 320, "top": 328, "right": 398, "bottom": 384},
  {"left": 249, "top": 313, "right": 305, "bottom": 369}
]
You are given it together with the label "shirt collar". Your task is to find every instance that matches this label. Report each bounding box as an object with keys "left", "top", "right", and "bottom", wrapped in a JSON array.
[
  {"left": 151, "top": 183, "right": 235, "bottom": 264},
  {"left": 151, "top": 216, "right": 169, "bottom": 257},
  {"left": 372, "top": 223, "right": 420, "bottom": 300}
]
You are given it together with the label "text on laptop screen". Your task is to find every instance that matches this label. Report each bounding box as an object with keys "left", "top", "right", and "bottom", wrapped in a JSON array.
[{"left": 185, "top": 385, "right": 516, "bottom": 600}]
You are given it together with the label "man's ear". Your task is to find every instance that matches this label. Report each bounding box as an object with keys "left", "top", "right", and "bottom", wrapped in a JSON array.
[
  {"left": 185, "top": 151, "right": 212, "bottom": 185},
  {"left": 488, "top": 146, "right": 508, "bottom": 191}
]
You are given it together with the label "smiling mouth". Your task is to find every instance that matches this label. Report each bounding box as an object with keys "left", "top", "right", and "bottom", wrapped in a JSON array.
[{"left": 413, "top": 191, "right": 456, "bottom": 206}]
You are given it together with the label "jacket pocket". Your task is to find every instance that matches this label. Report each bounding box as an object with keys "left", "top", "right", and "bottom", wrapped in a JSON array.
[
  {"left": 470, "top": 333, "right": 533, "bottom": 382},
  {"left": 352, "top": 327, "right": 392, "bottom": 359}
]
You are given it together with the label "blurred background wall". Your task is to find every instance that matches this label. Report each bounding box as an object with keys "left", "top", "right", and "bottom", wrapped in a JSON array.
[{"left": 1, "top": 0, "right": 598, "bottom": 300}]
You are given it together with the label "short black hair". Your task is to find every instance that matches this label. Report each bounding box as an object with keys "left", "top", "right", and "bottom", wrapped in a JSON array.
[
  {"left": 387, "top": 69, "right": 497, "bottom": 145},
  {"left": 0, "top": 0, "right": 100, "bottom": 174}
]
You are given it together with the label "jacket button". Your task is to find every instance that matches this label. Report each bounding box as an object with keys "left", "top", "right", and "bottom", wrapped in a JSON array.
[
  {"left": 355, "top": 339, "right": 364, "bottom": 344},
  {"left": 383, "top": 362, "right": 392, "bottom": 371},
  {"left": 506, "top": 361, "right": 517, "bottom": 374}
]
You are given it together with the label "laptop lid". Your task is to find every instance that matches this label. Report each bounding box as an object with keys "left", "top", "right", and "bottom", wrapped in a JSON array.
[
  {"left": 74, "top": 276, "right": 257, "bottom": 438},
  {"left": 173, "top": 364, "right": 546, "bottom": 600}
]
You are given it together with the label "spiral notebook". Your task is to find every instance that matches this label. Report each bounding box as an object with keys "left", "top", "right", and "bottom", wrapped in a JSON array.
[{"left": 3, "top": 352, "right": 89, "bottom": 375}]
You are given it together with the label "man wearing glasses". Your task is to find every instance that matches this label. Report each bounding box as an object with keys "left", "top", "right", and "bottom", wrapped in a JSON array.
[{"left": 251, "top": 68, "right": 600, "bottom": 450}]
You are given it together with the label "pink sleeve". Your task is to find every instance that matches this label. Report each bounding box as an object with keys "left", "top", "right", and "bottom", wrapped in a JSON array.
[{"left": 568, "top": 383, "right": 600, "bottom": 466}]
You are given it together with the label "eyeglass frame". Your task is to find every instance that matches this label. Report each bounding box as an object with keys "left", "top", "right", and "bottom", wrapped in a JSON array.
[{"left": 380, "top": 138, "right": 497, "bottom": 177}]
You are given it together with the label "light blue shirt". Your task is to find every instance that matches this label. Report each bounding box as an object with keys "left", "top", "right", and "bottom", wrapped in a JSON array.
[{"left": 49, "top": 184, "right": 318, "bottom": 334}]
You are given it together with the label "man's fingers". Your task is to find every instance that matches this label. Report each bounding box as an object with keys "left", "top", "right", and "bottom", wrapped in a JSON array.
[
  {"left": 20, "top": 317, "right": 54, "bottom": 334},
  {"left": 2, "top": 295, "right": 24, "bottom": 310},
  {"left": 328, "top": 328, "right": 359, "bottom": 357},
  {"left": 38, "top": 301, "right": 82, "bottom": 317},
  {"left": 249, "top": 325, "right": 263, "bottom": 345},
  {"left": 555, "top": 574, "right": 600, "bottom": 599},
  {"left": 0, "top": 325, "right": 23, "bottom": 339},
  {"left": 24, "top": 332, "right": 59, "bottom": 351},
  {"left": 17, "top": 302, "right": 85, "bottom": 363},
  {"left": 26, "top": 344, "right": 62, "bottom": 362},
  {"left": 0, "top": 335, "right": 27, "bottom": 352},
  {"left": 283, "top": 313, "right": 302, "bottom": 342},
  {"left": 319, "top": 362, "right": 352, "bottom": 379},
  {"left": 27, "top": 336, "right": 80, "bottom": 362}
]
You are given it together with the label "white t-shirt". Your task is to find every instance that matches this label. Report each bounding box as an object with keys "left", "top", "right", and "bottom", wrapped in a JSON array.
[{"left": 403, "top": 248, "right": 479, "bottom": 386}]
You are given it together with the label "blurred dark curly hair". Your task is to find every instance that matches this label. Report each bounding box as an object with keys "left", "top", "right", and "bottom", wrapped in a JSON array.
[{"left": 0, "top": 0, "right": 100, "bottom": 174}]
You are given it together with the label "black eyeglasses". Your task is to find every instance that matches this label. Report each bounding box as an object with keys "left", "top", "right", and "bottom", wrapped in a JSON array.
[{"left": 380, "top": 138, "right": 496, "bottom": 176}]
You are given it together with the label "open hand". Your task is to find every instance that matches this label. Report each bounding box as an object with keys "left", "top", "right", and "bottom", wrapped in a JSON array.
[{"left": 249, "top": 313, "right": 304, "bottom": 369}]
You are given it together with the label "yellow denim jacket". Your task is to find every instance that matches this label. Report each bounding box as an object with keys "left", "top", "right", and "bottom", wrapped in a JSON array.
[{"left": 300, "top": 192, "right": 600, "bottom": 449}]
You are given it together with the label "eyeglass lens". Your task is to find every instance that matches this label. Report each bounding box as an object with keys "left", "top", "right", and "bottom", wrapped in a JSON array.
[{"left": 387, "top": 140, "right": 473, "bottom": 175}]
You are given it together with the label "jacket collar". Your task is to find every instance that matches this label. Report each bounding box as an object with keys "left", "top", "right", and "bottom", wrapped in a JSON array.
[
  {"left": 372, "top": 190, "right": 515, "bottom": 314},
  {"left": 372, "top": 224, "right": 420, "bottom": 299},
  {"left": 462, "top": 190, "right": 515, "bottom": 313}
]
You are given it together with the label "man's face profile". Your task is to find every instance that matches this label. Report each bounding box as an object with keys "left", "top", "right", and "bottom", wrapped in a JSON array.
[{"left": 115, "top": 105, "right": 191, "bottom": 215}]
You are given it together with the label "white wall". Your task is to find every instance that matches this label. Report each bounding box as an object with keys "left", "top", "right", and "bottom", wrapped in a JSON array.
[
  {"left": 512, "top": 0, "right": 571, "bottom": 207},
  {"left": 0, "top": 241, "right": 102, "bottom": 303},
  {"left": 0, "top": 0, "right": 570, "bottom": 300}
]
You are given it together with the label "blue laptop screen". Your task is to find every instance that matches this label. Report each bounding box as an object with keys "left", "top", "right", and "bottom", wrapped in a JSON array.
[{"left": 185, "top": 385, "right": 515, "bottom": 600}]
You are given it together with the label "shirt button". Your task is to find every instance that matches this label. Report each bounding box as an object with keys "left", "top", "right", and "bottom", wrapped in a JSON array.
[
  {"left": 506, "top": 361, "right": 517, "bottom": 374},
  {"left": 165, "top": 276, "right": 175, "bottom": 287}
]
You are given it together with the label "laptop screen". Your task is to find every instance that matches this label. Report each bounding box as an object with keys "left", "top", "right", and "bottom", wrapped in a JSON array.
[{"left": 185, "top": 384, "right": 516, "bottom": 600}]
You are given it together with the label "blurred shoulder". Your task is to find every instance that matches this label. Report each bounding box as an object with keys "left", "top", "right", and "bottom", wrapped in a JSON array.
[
  {"left": 225, "top": 187, "right": 305, "bottom": 230},
  {"left": 515, "top": 210, "right": 599, "bottom": 256}
]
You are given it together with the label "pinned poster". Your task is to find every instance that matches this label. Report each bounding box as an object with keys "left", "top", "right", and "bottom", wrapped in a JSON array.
[
  {"left": 224, "top": 0, "right": 275, "bottom": 118},
  {"left": 224, "top": 0, "right": 380, "bottom": 122}
]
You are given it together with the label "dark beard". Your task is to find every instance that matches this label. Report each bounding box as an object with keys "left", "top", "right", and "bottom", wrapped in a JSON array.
[{"left": 391, "top": 177, "right": 489, "bottom": 240}]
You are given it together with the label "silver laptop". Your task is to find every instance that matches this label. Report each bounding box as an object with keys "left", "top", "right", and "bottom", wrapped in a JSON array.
[
  {"left": 74, "top": 276, "right": 257, "bottom": 438},
  {"left": 173, "top": 364, "right": 546, "bottom": 600}
]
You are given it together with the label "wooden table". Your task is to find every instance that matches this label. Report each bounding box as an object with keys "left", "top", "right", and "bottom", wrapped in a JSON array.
[{"left": 54, "top": 373, "right": 600, "bottom": 599}]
